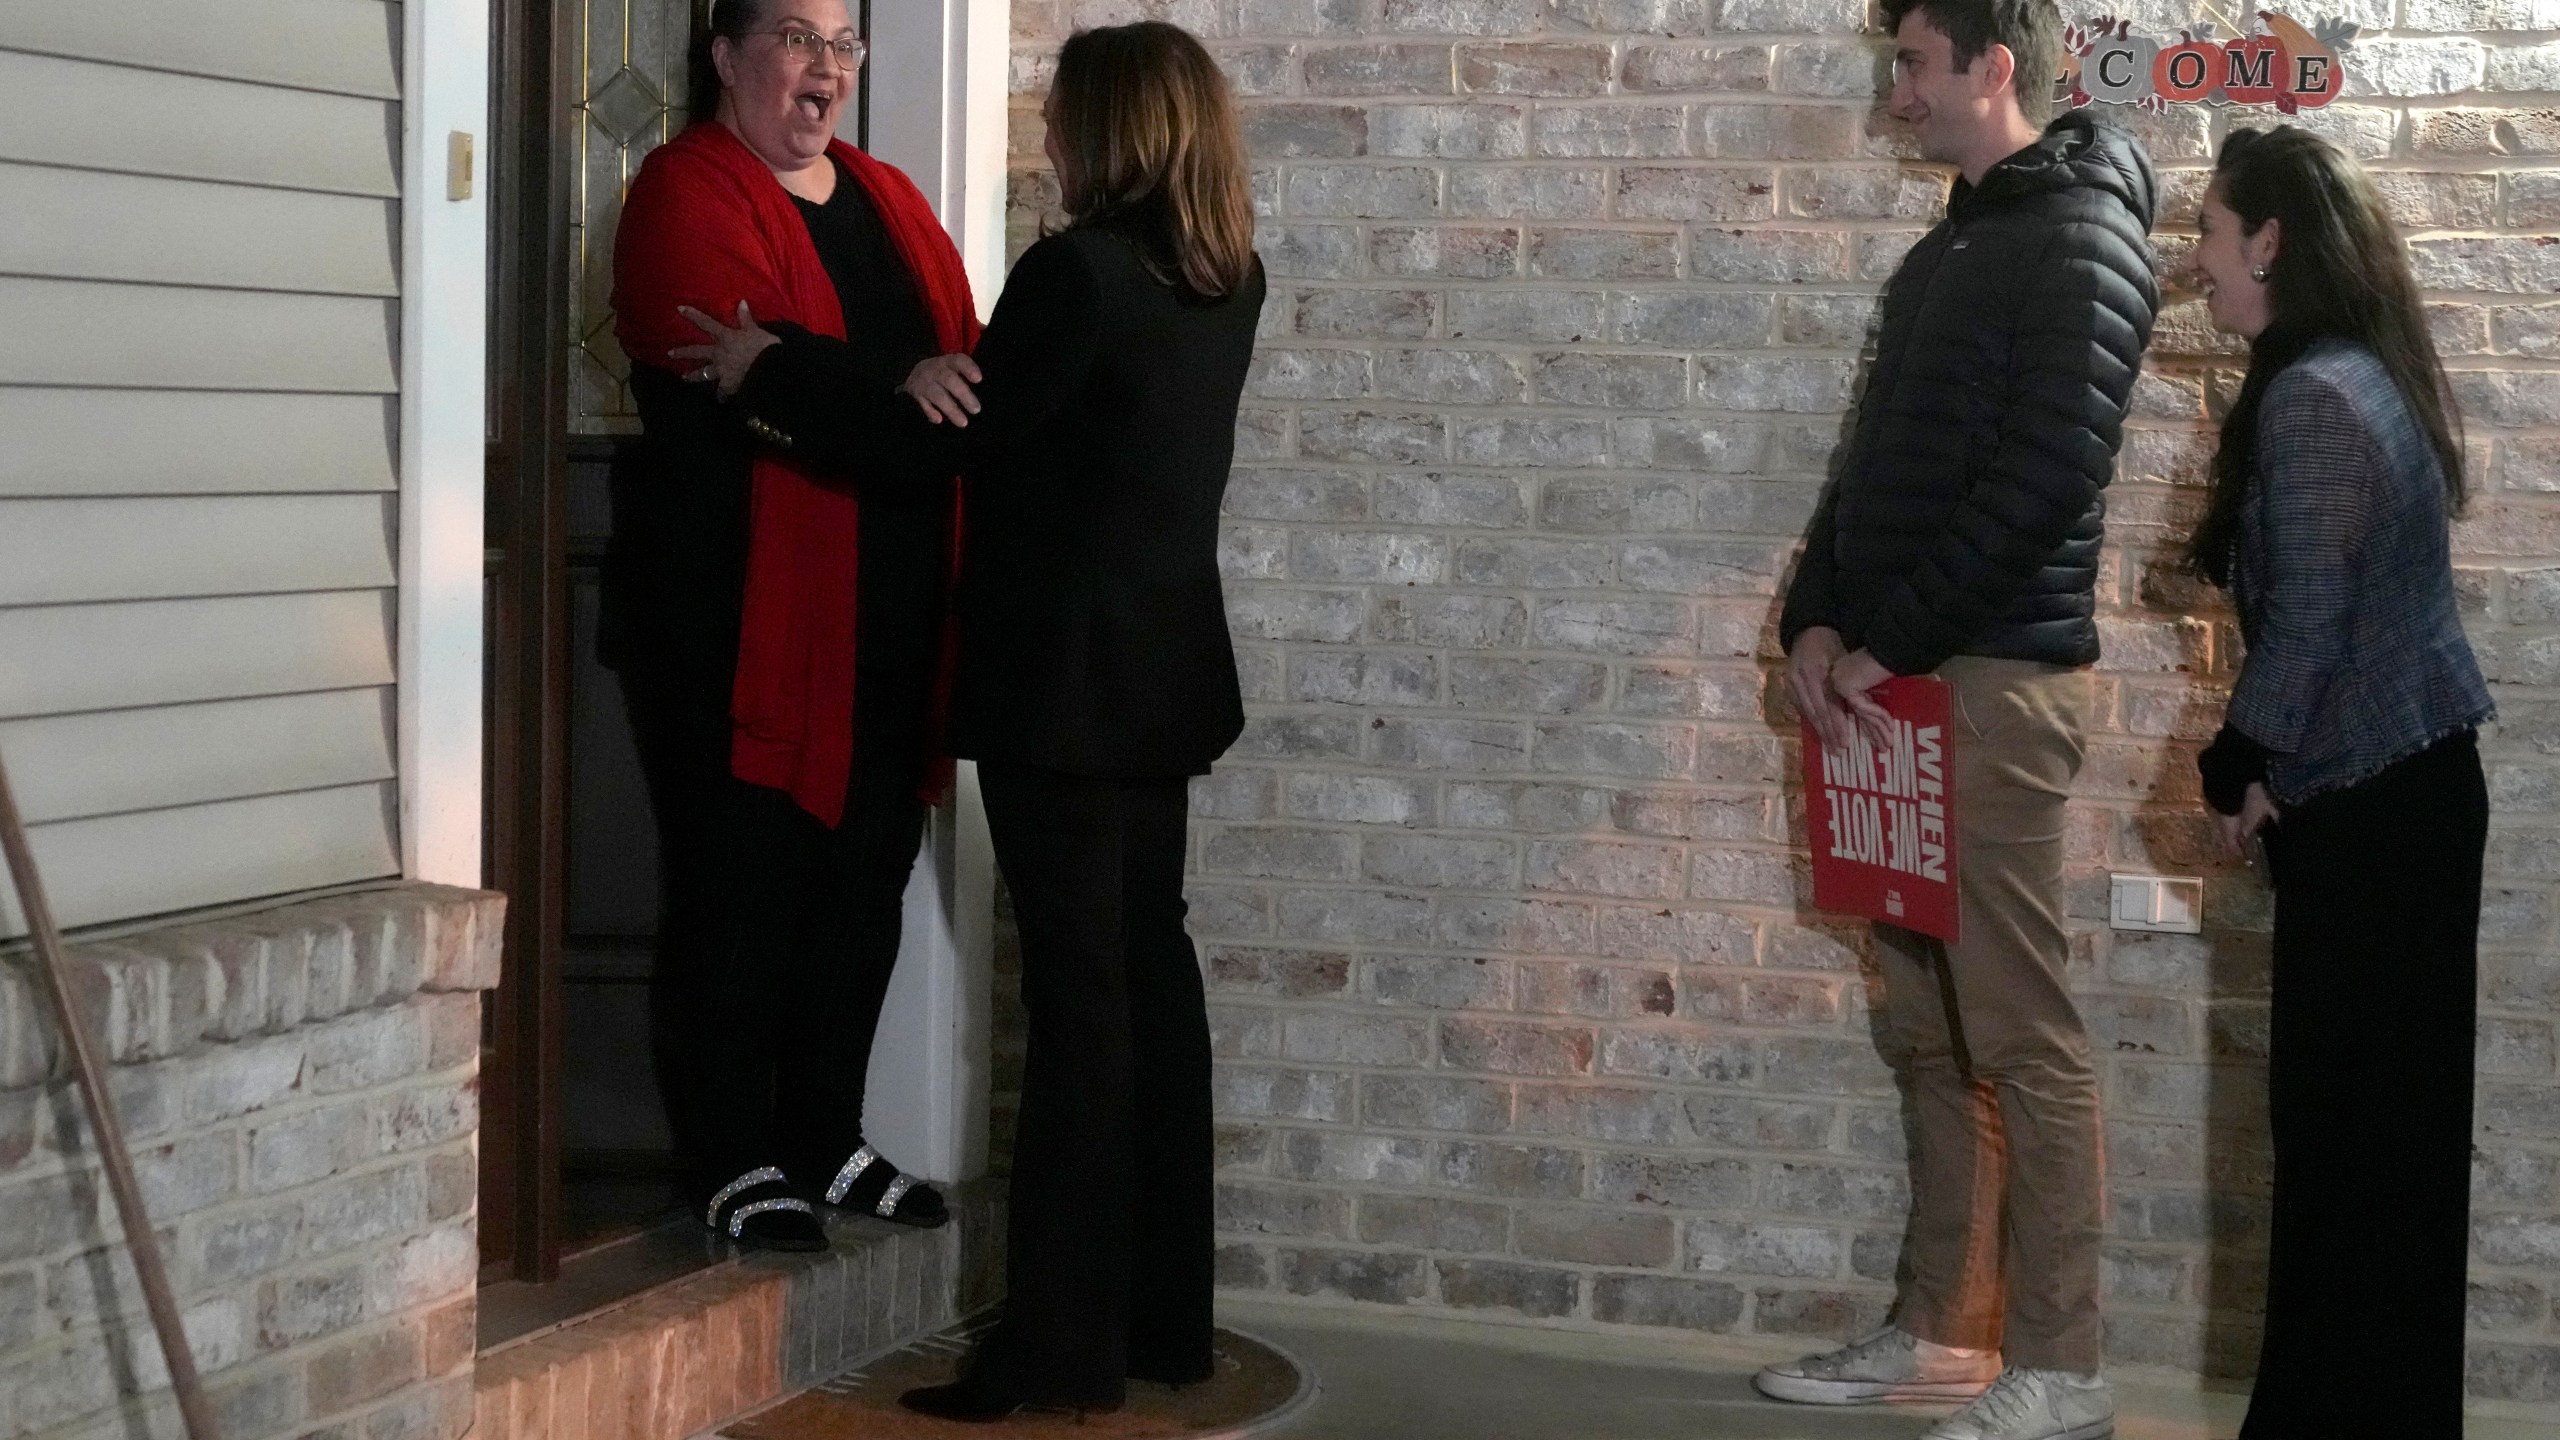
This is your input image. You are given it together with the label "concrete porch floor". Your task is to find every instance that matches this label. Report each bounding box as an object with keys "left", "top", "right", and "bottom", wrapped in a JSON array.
[{"left": 1216, "top": 1298, "right": 2558, "bottom": 1440}]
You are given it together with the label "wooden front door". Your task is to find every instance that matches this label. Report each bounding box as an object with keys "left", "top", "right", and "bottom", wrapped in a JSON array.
[
  {"left": 477, "top": 0, "right": 876, "bottom": 1282},
  {"left": 479, "top": 0, "right": 572, "bottom": 1282}
]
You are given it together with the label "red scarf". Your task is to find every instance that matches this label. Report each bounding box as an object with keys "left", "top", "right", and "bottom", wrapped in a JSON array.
[{"left": 615, "top": 123, "right": 978, "bottom": 826}]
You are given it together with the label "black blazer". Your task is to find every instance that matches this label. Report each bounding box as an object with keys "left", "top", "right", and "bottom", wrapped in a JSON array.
[{"left": 738, "top": 226, "right": 1267, "bottom": 779}]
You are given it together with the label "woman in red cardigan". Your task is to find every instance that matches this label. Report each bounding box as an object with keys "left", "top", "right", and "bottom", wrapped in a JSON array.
[{"left": 604, "top": 0, "right": 973, "bottom": 1250}]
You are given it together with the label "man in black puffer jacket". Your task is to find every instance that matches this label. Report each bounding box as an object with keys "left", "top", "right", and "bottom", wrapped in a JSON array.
[{"left": 1759, "top": 0, "right": 2158, "bottom": 1436}]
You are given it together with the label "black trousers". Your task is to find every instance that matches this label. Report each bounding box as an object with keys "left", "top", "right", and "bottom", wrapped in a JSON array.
[
  {"left": 621, "top": 669, "right": 929, "bottom": 1198},
  {"left": 2242, "top": 731, "right": 2483, "bottom": 1439},
  {"left": 971, "top": 763, "right": 1214, "bottom": 1404}
]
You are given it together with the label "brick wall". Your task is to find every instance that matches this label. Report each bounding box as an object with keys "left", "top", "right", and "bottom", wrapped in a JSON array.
[
  {"left": 0, "top": 885, "right": 502, "bottom": 1440},
  {"left": 1004, "top": 0, "right": 2560, "bottom": 1412}
]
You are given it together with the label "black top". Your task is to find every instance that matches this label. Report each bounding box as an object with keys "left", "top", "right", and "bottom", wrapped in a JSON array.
[
  {"left": 603, "top": 155, "right": 949, "bottom": 768},
  {"left": 730, "top": 227, "right": 1267, "bottom": 778},
  {"left": 1779, "top": 112, "right": 2161, "bottom": 675}
]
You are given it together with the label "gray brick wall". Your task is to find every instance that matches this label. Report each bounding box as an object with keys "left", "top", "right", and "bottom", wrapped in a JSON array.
[
  {"left": 1007, "top": 0, "right": 2560, "bottom": 1412},
  {"left": 0, "top": 885, "right": 502, "bottom": 1440}
]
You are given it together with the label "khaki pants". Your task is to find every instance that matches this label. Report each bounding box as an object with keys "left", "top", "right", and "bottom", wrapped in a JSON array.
[{"left": 1873, "top": 657, "right": 2101, "bottom": 1373}]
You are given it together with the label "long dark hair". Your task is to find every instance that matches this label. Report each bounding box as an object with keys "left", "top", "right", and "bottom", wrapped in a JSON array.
[
  {"left": 687, "top": 0, "right": 766, "bottom": 122},
  {"left": 1047, "top": 22, "right": 1256, "bottom": 299},
  {"left": 2188, "top": 126, "right": 2466, "bottom": 585}
]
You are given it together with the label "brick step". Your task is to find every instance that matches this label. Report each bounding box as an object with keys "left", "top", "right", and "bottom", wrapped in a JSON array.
[{"left": 472, "top": 1182, "right": 1002, "bottom": 1440}]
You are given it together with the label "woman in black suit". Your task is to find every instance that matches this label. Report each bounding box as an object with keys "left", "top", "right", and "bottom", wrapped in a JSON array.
[{"left": 680, "top": 19, "right": 1264, "bottom": 1419}]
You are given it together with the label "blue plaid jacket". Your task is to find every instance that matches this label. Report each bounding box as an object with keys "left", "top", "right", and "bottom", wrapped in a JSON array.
[{"left": 2226, "top": 340, "right": 2493, "bottom": 806}]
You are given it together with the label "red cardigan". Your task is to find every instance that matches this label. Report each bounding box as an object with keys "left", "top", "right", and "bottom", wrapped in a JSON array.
[{"left": 614, "top": 123, "right": 979, "bottom": 826}]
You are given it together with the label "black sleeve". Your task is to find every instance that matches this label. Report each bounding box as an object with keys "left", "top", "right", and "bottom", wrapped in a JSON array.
[
  {"left": 1861, "top": 222, "right": 2157, "bottom": 675},
  {"left": 2197, "top": 724, "right": 2271, "bottom": 815},
  {"left": 735, "top": 237, "right": 1106, "bottom": 496},
  {"left": 726, "top": 321, "right": 908, "bottom": 477},
  {"left": 1778, "top": 480, "right": 1843, "bottom": 651}
]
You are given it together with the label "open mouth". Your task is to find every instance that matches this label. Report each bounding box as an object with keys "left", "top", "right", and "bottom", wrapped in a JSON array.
[{"left": 795, "top": 89, "right": 831, "bottom": 123}]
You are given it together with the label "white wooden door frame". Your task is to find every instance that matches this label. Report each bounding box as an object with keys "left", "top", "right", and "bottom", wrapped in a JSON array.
[
  {"left": 854, "top": 0, "right": 1010, "bottom": 1186},
  {"left": 399, "top": 0, "right": 489, "bottom": 891}
]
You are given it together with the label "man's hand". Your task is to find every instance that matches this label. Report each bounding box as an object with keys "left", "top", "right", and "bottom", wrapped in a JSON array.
[
  {"left": 1786, "top": 627, "right": 1854, "bottom": 753},
  {"left": 1827, "top": 648, "right": 1895, "bottom": 743},
  {"left": 900, "top": 353, "right": 983, "bottom": 426},
  {"left": 2218, "top": 782, "right": 2279, "bottom": 861}
]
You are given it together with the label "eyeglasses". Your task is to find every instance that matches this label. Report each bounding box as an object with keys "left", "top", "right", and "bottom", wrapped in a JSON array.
[{"left": 768, "top": 27, "right": 865, "bottom": 66}]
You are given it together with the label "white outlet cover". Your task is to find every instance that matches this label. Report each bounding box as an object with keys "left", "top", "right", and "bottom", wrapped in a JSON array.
[{"left": 2109, "top": 873, "right": 2204, "bottom": 934}]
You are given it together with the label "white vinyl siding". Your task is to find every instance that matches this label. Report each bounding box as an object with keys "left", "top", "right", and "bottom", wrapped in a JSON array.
[{"left": 0, "top": 0, "right": 406, "bottom": 935}]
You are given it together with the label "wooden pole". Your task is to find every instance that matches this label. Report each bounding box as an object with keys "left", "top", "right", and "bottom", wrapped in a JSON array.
[{"left": 0, "top": 749, "right": 222, "bottom": 1440}]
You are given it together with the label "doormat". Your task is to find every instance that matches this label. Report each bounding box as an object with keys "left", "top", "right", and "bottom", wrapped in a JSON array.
[{"left": 722, "top": 1318, "right": 1312, "bottom": 1440}]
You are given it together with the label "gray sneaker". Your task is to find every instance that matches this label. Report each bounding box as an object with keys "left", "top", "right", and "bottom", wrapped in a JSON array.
[
  {"left": 1752, "top": 1326, "right": 2002, "bottom": 1405},
  {"left": 1919, "top": 1368, "right": 2113, "bottom": 1440}
]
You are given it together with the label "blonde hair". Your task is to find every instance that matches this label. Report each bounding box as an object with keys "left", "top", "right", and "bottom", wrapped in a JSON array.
[{"left": 1047, "top": 22, "right": 1256, "bottom": 299}]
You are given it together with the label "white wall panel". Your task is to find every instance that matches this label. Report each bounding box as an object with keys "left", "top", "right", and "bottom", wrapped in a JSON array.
[
  {"left": 0, "top": 784, "right": 400, "bottom": 936},
  {"left": 0, "top": 164, "right": 398, "bottom": 297},
  {"left": 0, "top": 0, "right": 412, "bottom": 933},
  {"left": 0, "top": 51, "right": 398, "bottom": 197},
  {"left": 0, "top": 689, "right": 394, "bottom": 826},
  {"left": 0, "top": 391, "right": 397, "bottom": 497},
  {"left": 0, "top": 495, "right": 395, "bottom": 605},
  {"left": 0, "top": 0, "right": 401, "bottom": 100},
  {"left": 0, "top": 277, "right": 397, "bottom": 392},
  {"left": 0, "top": 591, "right": 395, "bottom": 722}
]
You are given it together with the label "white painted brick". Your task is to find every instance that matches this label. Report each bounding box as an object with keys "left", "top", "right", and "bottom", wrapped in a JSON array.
[
  {"left": 1531, "top": 351, "right": 1690, "bottom": 409},
  {"left": 1304, "top": 43, "right": 1456, "bottom": 95},
  {"left": 1610, "top": 292, "right": 1777, "bottom": 348},
  {"left": 1529, "top": 104, "right": 1689, "bottom": 159},
  {"left": 1446, "top": 166, "right": 1609, "bottom": 218},
  {"left": 1622, "top": 43, "right": 1771, "bottom": 92},
  {"left": 1615, "top": 167, "right": 1782, "bottom": 221},
  {"left": 1549, "top": 0, "right": 1715, "bottom": 31},
  {"left": 1378, "top": 468, "right": 1529, "bottom": 526},
  {"left": 1445, "top": 288, "right": 1607, "bottom": 342},
  {"left": 1370, "top": 103, "right": 1528, "bottom": 158},
  {"left": 1527, "top": 227, "right": 1682, "bottom": 280},
  {"left": 1451, "top": 415, "right": 1613, "bottom": 467},
  {"left": 2347, "top": 38, "right": 2489, "bottom": 97},
  {"left": 1370, "top": 224, "right": 1521, "bottom": 277},
  {"left": 1285, "top": 164, "right": 1442, "bottom": 218},
  {"left": 1381, "top": 0, "right": 1545, "bottom": 32},
  {"left": 1376, "top": 348, "right": 1528, "bottom": 403}
]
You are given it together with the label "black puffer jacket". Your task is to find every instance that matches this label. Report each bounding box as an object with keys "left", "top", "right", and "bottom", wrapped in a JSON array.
[{"left": 1780, "top": 112, "right": 2160, "bottom": 675}]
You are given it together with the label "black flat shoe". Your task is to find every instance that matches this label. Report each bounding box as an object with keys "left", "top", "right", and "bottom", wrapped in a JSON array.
[
  {"left": 700, "top": 1166, "right": 828, "bottom": 1253},
  {"left": 898, "top": 1374, "right": 1123, "bottom": 1423},
  {"left": 815, "top": 1142, "right": 949, "bottom": 1229}
]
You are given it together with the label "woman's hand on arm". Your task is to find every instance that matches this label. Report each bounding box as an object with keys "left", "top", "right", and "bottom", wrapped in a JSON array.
[
  {"left": 668, "top": 301, "right": 781, "bottom": 398},
  {"left": 900, "top": 354, "right": 983, "bottom": 426}
]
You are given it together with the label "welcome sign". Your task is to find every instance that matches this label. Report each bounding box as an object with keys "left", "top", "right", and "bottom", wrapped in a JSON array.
[{"left": 2062, "top": 11, "right": 2362, "bottom": 113}]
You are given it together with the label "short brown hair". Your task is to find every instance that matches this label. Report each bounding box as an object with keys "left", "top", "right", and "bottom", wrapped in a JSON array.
[
  {"left": 1048, "top": 21, "right": 1257, "bottom": 299},
  {"left": 1879, "top": 0, "right": 2064, "bottom": 126}
]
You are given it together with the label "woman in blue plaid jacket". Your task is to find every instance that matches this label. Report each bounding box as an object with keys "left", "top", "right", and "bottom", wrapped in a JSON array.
[{"left": 2183, "top": 125, "right": 2493, "bottom": 1438}]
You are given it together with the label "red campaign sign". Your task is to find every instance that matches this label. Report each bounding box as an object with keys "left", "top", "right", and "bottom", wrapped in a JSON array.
[{"left": 1802, "top": 676, "right": 1960, "bottom": 942}]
